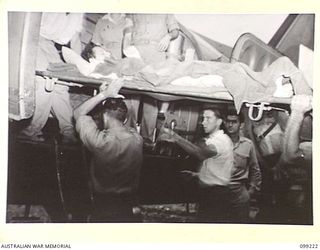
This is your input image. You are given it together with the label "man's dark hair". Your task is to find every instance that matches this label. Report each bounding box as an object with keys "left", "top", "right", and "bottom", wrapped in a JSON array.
[
  {"left": 102, "top": 98, "right": 128, "bottom": 123},
  {"left": 202, "top": 107, "right": 225, "bottom": 120},
  {"left": 226, "top": 109, "right": 244, "bottom": 123},
  {"left": 202, "top": 106, "right": 226, "bottom": 132},
  {"left": 81, "top": 41, "right": 96, "bottom": 62}
]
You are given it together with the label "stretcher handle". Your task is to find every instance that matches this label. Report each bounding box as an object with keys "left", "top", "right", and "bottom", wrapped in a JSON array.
[
  {"left": 44, "top": 77, "right": 58, "bottom": 92},
  {"left": 246, "top": 102, "right": 271, "bottom": 121}
]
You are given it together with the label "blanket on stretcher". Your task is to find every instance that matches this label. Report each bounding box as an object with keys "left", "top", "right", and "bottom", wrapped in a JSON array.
[{"left": 48, "top": 54, "right": 312, "bottom": 112}]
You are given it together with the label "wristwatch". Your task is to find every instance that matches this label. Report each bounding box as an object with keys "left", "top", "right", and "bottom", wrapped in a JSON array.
[{"left": 300, "top": 152, "right": 305, "bottom": 160}]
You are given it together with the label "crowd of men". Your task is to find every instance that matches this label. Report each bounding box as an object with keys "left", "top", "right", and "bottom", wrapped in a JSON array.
[{"left": 18, "top": 12, "right": 313, "bottom": 223}]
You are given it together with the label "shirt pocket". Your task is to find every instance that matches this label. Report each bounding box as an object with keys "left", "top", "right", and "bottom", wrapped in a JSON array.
[{"left": 234, "top": 151, "right": 249, "bottom": 172}]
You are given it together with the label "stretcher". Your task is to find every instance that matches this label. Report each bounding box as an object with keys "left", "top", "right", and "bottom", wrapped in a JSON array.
[
  {"left": 36, "top": 33, "right": 296, "bottom": 122},
  {"left": 36, "top": 69, "right": 233, "bottom": 104}
]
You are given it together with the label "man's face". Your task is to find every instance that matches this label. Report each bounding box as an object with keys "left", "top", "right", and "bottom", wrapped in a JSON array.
[
  {"left": 201, "top": 110, "right": 221, "bottom": 134},
  {"left": 225, "top": 115, "right": 241, "bottom": 135}
]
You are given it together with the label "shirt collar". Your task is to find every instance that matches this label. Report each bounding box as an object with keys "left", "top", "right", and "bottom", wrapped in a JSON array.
[
  {"left": 208, "top": 129, "right": 224, "bottom": 139},
  {"left": 233, "top": 136, "right": 246, "bottom": 149},
  {"left": 104, "top": 125, "right": 127, "bottom": 133}
]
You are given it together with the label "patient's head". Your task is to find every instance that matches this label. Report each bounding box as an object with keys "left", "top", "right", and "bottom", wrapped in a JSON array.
[
  {"left": 81, "top": 43, "right": 111, "bottom": 62},
  {"left": 91, "top": 46, "right": 111, "bottom": 62}
]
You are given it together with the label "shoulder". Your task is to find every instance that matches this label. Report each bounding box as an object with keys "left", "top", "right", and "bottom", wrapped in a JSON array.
[
  {"left": 206, "top": 131, "right": 232, "bottom": 151},
  {"left": 127, "top": 127, "right": 144, "bottom": 143},
  {"left": 239, "top": 136, "right": 254, "bottom": 145},
  {"left": 113, "top": 127, "right": 143, "bottom": 144},
  {"left": 96, "top": 17, "right": 107, "bottom": 26},
  {"left": 239, "top": 136, "right": 256, "bottom": 150},
  {"left": 217, "top": 131, "right": 232, "bottom": 144},
  {"left": 125, "top": 17, "right": 133, "bottom": 27},
  {"left": 76, "top": 115, "right": 94, "bottom": 127},
  {"left": 68, "top": 13, "right": 84, "bottom": 23},
  {"left": 93, "top": 129, "right": 120, "bottom": 148},
  {"left": 236, "top": 136, "right": 257, "bottom": 156}
]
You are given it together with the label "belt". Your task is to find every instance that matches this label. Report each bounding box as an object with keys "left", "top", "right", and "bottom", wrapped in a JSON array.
[
  {"left": 200, "top": 184, "right": 228, "bottom": 190},
  {"left": 229, "top": 181, "right": 247, "bottom": 186}
]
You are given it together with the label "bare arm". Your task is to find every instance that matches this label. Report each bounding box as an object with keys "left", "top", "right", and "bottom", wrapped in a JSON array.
[
  {"left": 122, "top": 16, "right": 133, "bottom": 49},
  {"left": 282, "top": 95, "right": 312, "bottom": 163},
  {"left": 70, "top": 32, "right": 82, "bottom": 55},
  {"left": 158, "top": 128, "right": 217, "bottom": 161},
  {"left": 166, "top": 14, "right": 180, "bottom": 40},
  {"left": 158, "top": 29, "right": 179, "bottom": 52},
  {"left": 122, "top": 30, "right": 132, "bottom": 50},
  {"left": 158, "top": 14, "right": 179, "bottom": 51},
  {"left": 74, "top": 79, "right": 124, "bottom": 121}
]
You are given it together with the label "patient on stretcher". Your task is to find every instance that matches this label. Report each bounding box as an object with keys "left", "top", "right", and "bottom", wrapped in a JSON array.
[
  {"left": 63, "top": 45, "right": 146, "bottom": 78},
  {"left": 62, "top": 46, "right": 312, "bottom": 112}
]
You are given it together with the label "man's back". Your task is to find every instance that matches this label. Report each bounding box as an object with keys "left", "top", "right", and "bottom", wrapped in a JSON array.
[{"left": 76, "top": 115, "right": 143, "bottom": 194}]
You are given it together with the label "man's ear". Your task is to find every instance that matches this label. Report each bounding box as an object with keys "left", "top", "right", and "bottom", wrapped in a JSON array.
[
  {"left": 217, "top": 118, "right": 223, "bottom": 127},
  {"left": 240, "top": 122, "right": 245, "bottom": 130}
]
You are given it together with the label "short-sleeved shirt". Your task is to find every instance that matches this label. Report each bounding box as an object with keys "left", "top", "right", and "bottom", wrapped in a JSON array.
[
  {"left": 40, "top": 13, "right": 83, "bottom": 45},
  {"left": 127, "top": 14, "right": 179, "bottom": 45},
  {"left": 76, "top": 115, "right": 143, "bottom": 195},
  {"left": 92, "top": 15, "right": 131, "bottom": 59},
  {"left": 230, "top": 136, "right": 261, "bottom": 191},
  {"left": 199, "top": 130, "right": 234, "bottom": 186},
  {"left": 125, "top": 14, "right": 179, "bottom": 64}
]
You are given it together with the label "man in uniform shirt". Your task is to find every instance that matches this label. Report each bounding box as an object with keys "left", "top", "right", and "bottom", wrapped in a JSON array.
[
  {"left": 91, "top": 13, "right": 132, "bottom": 60},
  {"left": 225, "top": 110, "right": 261, "bottom": 223},
  {"left": 123, "top": 14, "right": 180, "bottom": 64},
  {"left": 74, "top": 79, "right": 143, "bottom": 222},
  {"left": 158, "top": 107, "right": 234, "bottom": 222},
  {"left": 123, "top": 14, "right": 180, "bottom": 143}
]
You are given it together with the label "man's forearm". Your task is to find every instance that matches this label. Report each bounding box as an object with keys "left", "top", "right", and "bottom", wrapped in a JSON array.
[
  {"left": 70, "top": 32, "right": 82, "bottom": 55},
  {"left": 74, "top": 79, "right": 124, "bottom": 121},
  {"left": 283, "top": 111, "right": 304, "bottom": 162},
  {"left": 122, "top": 32, "right": 132, "bottom": 49},
  {"left": 74, "top": 92, "right": 106, "bottom": 121},
  {"left": 249, "top": 167, "right": 262, "bottom": 192},
  {"left": 173, "top": 133, "right": 216, "bottom": 161}
]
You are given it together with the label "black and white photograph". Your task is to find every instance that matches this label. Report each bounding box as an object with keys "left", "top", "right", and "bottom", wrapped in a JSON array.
[{"left": 6, "top": 11, "right": 314, "bottom": 227}]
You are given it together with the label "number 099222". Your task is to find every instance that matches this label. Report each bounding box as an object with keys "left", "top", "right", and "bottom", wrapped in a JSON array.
[{"left": 300, "top": 244, "right": 318, "bottom": 248}]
